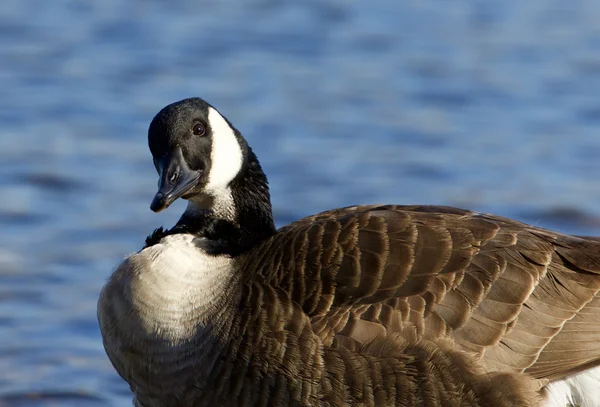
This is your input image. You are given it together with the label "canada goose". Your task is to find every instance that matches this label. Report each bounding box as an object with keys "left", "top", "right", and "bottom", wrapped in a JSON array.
[{"left": 98, "top": 98, "right": 600, "bottom": 407}]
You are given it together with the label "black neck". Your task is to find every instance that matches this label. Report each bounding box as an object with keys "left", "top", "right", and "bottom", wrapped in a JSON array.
[
  {"left": 145, "top": 147, "right": 276, "bottom": 255},
  {"left": 230, "top": 147, "right": 277, "bottom": 246}
]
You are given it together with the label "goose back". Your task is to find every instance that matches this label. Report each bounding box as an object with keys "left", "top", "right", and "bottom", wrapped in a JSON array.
[{"left": 244, "top": 204, "right": 600, "bottom": 381}]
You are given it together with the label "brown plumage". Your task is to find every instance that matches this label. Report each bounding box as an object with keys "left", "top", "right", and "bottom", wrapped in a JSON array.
[
  {"left": 239, "top": 205, "right": 600, "bottom": 406},
  {"left": 98, "top": 98, "right": 600, "bottom": 407}
]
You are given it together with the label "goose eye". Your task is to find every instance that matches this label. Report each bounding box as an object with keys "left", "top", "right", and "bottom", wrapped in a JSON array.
[{"left": 192, "top": 122, "right": 206, "bottom": 136}]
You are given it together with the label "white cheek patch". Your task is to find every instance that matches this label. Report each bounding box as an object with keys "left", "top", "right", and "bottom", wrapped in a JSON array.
[{"left": 206, "top": 107, "right": 243, "bottom": 190}]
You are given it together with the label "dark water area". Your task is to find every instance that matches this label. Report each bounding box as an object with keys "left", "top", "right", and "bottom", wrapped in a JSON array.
[{"left": 2, "top": 1, "right": 600, "bottom": 405}]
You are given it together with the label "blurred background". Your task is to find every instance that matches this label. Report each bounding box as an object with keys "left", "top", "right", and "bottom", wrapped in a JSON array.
[{"left": 2, "top": 0, "right": 600, "bottom": 405}]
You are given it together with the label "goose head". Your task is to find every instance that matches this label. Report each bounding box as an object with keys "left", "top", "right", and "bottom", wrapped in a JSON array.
[
  {"left": 148, "top": 97, "right": 246, "bottom": 213},
  {"left": 146, "top": 97, "right": 275, "bottom": 251}
]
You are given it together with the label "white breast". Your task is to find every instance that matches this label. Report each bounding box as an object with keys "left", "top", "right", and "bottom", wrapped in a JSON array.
[
  {"left": 117, "top": 234, "right": 236, "bottom": 342},
  {"left": 544, "top": 366, "right": 600, "bottom": 407}
]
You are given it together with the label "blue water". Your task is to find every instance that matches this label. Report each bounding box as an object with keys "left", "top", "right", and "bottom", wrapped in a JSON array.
[{"left": 2, "top": 1, "right": 600, "bottom": 405}]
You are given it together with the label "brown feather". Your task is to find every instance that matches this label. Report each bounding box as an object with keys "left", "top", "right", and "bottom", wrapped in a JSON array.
[{"left": 248, "top": 205, "right": 600, "bottom": 397}]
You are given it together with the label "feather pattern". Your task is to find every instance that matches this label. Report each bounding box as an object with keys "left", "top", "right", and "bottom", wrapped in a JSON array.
[{"left": 245, "top": 205, "right": 600, "bottom": 384}]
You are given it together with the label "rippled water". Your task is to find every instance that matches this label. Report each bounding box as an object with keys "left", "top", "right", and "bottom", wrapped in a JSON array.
[{"left": 2, "top": 1, "right": 600, "bottom": 405}]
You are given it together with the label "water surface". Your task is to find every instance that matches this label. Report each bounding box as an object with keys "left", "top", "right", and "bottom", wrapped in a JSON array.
[{"left": 2, "top": 1, "right": 600, "bottom": 405}]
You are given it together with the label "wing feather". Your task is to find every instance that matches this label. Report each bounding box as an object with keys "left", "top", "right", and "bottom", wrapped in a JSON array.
[{"left": 246, "top": 205, "right": 600, "bottom": 380}]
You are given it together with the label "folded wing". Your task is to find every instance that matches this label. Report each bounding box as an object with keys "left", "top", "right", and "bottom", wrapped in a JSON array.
[{"left": 247, "top": 205, "right": 600, "bottom": 380}]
